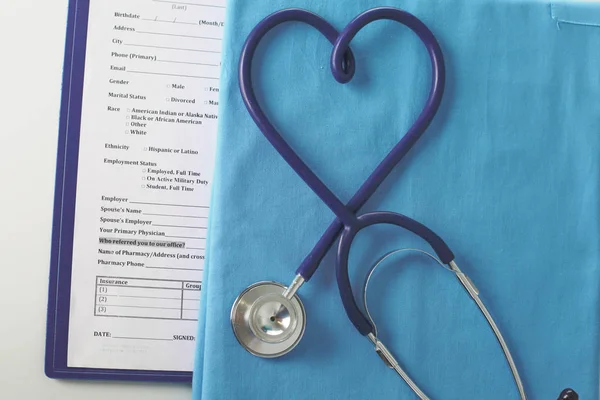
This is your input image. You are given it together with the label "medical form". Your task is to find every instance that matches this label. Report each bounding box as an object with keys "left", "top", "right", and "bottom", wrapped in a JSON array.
[{"left": 63, "top": 0, "right": 225, "bottom": 372}]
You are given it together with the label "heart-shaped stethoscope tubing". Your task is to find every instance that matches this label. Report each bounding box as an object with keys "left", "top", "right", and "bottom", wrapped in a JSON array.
[{"left": 230, "top": 6, "right": 577, "bottom": 400}]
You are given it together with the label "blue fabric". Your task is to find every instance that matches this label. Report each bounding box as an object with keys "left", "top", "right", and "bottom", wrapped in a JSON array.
[{"left": 193, "top": 0, "right": 600, "bottom": 398}]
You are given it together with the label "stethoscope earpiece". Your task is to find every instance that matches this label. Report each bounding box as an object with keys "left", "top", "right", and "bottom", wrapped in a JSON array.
[{"left": 558, "top": 388, "right": 578, "bottom": 400}]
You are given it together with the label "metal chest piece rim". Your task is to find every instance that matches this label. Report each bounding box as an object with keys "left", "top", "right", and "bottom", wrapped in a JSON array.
[{"left": 230, "top": 281, "right": 306, "bottom": 358}]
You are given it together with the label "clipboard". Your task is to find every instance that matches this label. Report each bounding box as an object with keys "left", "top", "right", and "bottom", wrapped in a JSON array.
[{"left": 45, "top": 0, "right": 225, "bottom": 382}]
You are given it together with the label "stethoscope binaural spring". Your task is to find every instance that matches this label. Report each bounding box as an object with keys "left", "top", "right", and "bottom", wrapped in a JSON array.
[{"left": 229, "top": 6, "right": 578, "bottom": 400}]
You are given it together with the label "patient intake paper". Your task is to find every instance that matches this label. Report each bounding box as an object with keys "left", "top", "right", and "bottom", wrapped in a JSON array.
[{"left": 63, "top": 0, "right": 224, "bottom": 372}]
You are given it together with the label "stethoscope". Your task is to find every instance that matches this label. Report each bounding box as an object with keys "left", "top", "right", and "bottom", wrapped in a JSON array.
[{"left": 229, "top": 7, "right": 578, "bottom": 400}]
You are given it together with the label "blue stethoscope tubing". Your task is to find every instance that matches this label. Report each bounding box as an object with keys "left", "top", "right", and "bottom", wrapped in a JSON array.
[
  {"left": 239, "top": 6, "right": 450, "bottom": 337},
  {"left": 233, "top": 6, "right": 578, "bottom": 400}
]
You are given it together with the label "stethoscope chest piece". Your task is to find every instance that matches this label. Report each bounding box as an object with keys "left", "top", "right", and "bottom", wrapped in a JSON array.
[{"left": 231, "top": 281, "right": 306, "bottom": 358}]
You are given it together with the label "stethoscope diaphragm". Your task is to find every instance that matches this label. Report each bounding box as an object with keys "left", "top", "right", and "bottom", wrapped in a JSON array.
[{"left": 230, "top": 281, "right": 306, "bottom": 358}]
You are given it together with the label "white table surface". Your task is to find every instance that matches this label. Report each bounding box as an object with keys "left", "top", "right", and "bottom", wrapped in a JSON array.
[{"left": 0, "top": 1, "right": 193, "bottom": 398}]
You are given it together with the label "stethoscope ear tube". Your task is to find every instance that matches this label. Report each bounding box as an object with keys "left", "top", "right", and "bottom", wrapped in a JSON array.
[
  {"left": 361, "top": 248, "right": 452, "bottom": 338},
  {"left": 362, "top": 248, "right": 451, "bottom": 400}
]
